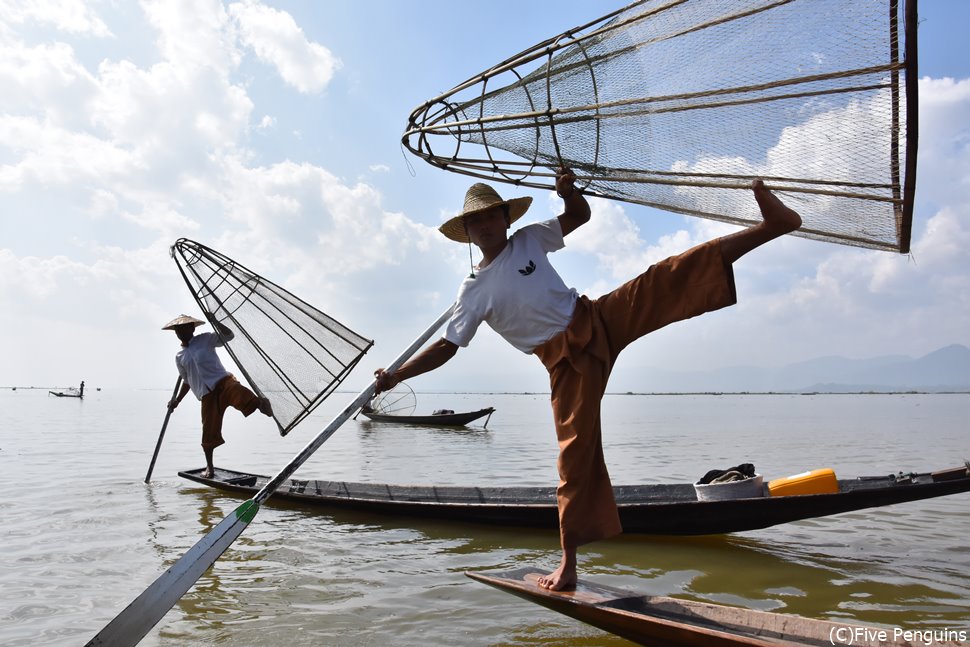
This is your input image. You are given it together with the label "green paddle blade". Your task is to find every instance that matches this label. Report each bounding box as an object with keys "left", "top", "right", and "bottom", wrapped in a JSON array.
[{"left": 86, "top": 499, "right": 259, "bottom": 647}]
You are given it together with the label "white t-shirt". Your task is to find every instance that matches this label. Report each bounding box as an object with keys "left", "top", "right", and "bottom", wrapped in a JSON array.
[
  {"left": 175, "top": 332, "right": 231, "bottom": 399},
  {"left": 444, "top": 218, "right": 578, "bottom": 353}
]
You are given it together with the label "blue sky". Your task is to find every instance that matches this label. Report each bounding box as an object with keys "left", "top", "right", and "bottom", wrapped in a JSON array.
[{"left": 1, "top": 0, "right": 968, "bottom": 394}]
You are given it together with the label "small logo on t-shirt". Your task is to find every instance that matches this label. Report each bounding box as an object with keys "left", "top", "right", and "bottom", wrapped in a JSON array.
[{"left": 518, "top": 260, "right": 536, "bottom": 276}]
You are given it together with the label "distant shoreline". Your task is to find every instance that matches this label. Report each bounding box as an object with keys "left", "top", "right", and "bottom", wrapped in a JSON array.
[{"left": 5, "top": 387, "right": 968, "bottom": 396}]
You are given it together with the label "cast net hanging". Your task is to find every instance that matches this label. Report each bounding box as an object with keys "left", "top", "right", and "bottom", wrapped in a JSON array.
[
  {"left": 172, "top": 239, "right": 373, "bottom": 436},
  {"left": 403, "top": 0, "right": 917, "bottom": 253}
]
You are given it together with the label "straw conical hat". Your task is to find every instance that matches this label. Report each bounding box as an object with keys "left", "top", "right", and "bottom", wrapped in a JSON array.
[
  {"left": 162, "top": 314, "right": 206, "bottom": 330},
  {"left": 438, "top": 183, "right": 532, "bottom": 243}
]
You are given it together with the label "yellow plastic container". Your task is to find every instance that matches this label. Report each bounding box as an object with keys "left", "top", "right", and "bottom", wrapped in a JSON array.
[{"left": 767, "top": 468, "right": 838, "bottom": 497}]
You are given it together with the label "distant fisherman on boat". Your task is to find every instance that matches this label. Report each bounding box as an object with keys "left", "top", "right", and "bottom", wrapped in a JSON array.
[
  {"left": 163, "top": 314, "right": 273, "bottom": 479},
  {"left": 374, "top": 169, "right": 801, "bottom": 591}
]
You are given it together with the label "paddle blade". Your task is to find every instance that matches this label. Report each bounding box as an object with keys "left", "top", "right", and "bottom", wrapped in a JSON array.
[{"left": 86, "top": 499, "right": 260, "bottom": 647}]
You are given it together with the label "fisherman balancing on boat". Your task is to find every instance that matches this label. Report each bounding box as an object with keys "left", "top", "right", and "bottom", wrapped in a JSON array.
[
  {"left": 374, "top": 169, "right": 801, "bottom": 591},
  {"left": 163, "top": 314, "right": 273, "bottom": 479}
]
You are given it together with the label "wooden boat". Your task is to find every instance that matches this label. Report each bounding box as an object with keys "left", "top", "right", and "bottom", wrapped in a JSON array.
[
  {"left": 466, "top": 568, "right": 962, "bottom": 646},
  {"left": 49, "top": 380, "right": 84, "bottom": 399},
  {"left": 360, "top": 407, "right": 494, "bottom": 427},
  {"left": 178, "top": 465, "right": 970, "bottom": 535},
  {"left": 48, "top": 389, "right": 83, "bottom": 398}
]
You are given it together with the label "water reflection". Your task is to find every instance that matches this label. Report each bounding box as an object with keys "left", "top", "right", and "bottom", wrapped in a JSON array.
[
  {"left": 358, "top": 419, "right": 493, "bottom": 437},
  {"left": 21, "top": 390, "right": 965, "bottom": 647}
]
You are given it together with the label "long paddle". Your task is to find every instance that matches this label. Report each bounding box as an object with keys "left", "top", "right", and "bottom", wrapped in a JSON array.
[
  {"left": 144, "top": 377, "right": 183, "bottom": 483},
  {"left": 87, "top": 304, "right": 456, "bottom": 647}
]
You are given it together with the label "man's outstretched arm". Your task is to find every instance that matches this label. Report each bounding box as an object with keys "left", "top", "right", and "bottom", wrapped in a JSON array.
[
  {"left": 374, "top": 337, "right": 459, "bottom": 393},
  {"left": 556, "top": 168, "right": 591, "bottom": 238}
]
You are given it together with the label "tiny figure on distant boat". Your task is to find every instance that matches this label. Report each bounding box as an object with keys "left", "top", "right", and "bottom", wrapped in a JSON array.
[
  {"left": 163, "top": 314, "right": 273, "bottom": 478},
  {"left": 79, "top": 381, "right": 84, "bottom": 398},
  {"left": 374, "top": 169, "right": 801, "bottom": 591}
]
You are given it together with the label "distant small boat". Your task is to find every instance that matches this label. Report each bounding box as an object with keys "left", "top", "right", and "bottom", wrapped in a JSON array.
[
  {"left": 466, "top": 568, "right": 957, "bottom": 646},
  {"left": 49, "top": 381, "right": 84, "bottom": 399},
  {"left": 361, "top": 382, "right": 494, "bottom": 427},
  {"left": 48, "top": 389, "right": 83, "bottom": 399},
  {"left": 360, "top": 407, "right": 495, "bottom": 427}
]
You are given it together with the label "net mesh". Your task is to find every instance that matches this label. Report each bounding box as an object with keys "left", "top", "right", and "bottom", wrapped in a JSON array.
[
  {"left": 404, "top": 0, "right": 917, "bottom": 253},
  {"left": 171, "top": 239, "right": 372, "bottom": 436}
]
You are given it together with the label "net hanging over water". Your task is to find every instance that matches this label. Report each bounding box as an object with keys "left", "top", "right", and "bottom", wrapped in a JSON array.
[
  {"left": 403, "top": 0, "right": 918, "bottom": 253},
  {"left": 172, "top": 239, "right": 373, "bottom": 436}
]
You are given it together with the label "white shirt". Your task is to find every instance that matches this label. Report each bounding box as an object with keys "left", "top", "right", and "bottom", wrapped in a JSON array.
[
  {"left": 175, "top": 332, "right": 230, "bottom": 399},
  {"left": 444, "top": 218, "right": 577, "bottom": 353}
]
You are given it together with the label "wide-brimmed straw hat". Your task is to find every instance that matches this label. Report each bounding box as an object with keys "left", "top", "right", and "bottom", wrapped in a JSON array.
[
  {"left": 438, "top": 183, "right": 533, "bottom": 243},
  {"left": 162, "top": 314, "right": 206, "bottom": 330}
]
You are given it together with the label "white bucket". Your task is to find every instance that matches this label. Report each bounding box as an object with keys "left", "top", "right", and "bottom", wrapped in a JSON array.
[{"left": 693, "top": 474, "right": 764, "bottom": 501}]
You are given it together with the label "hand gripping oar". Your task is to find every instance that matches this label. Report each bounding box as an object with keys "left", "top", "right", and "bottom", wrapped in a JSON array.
[
  {"left": 86, "top": 304, "right": 455, "bottom": 647},
  {"left": 144, "top": 377, "right": 183, "bottom": 483}
]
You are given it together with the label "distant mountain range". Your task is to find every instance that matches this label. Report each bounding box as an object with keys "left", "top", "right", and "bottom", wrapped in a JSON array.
[{"left": 640, "top": 344, "right": 970, "bottom": 393}]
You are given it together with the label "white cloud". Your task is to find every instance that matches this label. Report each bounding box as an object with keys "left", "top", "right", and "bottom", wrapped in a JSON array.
[
  {"left": 141, "top": 0, "right": 238, "bottom": 73},
  {"left": 0, "top": 0, "right": 112, "bottom": 37},
  {"left": 0, "top": 40, "right": 99, "bottom": 125},
  {"left": 228, "top": 0, "right": 340, "bottom": 94},
  {"left": 0, "top": 114, "right": 138, "bottom": 188},
  {"left": 0, "top": 1, "right": 967, "bottom": 393}
]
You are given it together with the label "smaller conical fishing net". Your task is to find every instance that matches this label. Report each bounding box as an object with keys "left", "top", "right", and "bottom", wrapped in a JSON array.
[
  {"left": 403, "top": 0, "right": 917, "bottom": 253},
  {"left": 171, "top": 239, "right": 372, "bottom": 436}
]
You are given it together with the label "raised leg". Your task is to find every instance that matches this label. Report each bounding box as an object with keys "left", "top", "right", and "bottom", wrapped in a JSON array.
[{"left": 720, "top": 179, "right": 802, "bottom": 263}]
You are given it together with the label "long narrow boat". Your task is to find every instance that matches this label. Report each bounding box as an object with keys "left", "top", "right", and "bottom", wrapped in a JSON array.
[
  {"left": 360, "top": 406, "right": 494, "bottom": 426},
  {"left": 48, "top": 390, "right": 83, "bottom": 398},
  {"left": 178, "top": 464, "right": 970, "bottom": 535},
  {"left": 466, "top": 568, "right": 962, "bottom": 646}
]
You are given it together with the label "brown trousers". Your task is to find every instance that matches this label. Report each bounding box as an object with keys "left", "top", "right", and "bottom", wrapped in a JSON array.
[
  {"left": 200, "top": 375, "right": 260, "bottom": 449},
  {"left": 533, "top": 239, "right": 737, "bottom": 548}
]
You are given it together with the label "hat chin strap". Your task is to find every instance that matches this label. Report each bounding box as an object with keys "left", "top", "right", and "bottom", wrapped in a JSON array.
[{"left": 467, "top": 242, "right": 476, "bottom": 279}]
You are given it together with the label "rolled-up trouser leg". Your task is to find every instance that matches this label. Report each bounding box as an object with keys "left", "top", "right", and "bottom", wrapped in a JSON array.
[{"left": 200, "top": 375, "right": 260, "bottom": 449}]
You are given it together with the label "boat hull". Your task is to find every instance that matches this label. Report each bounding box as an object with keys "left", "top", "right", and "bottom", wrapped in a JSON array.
[
  {"left": 177, "top": 465, "right": 970, "bottom": 535},
  {"left": 466, "top": 568, "right": 961, "bottom": 646},
  {"left": 360, "top": 407, "right": 494, "bottom": 426}
]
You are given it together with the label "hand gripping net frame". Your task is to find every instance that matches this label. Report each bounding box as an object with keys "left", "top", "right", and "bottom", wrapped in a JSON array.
[
  {"left": 403, "top": 0, "right": 918, "bottom": 253},
  {"left": 171, "top": 239, "right": 373, "bottom": 436}
]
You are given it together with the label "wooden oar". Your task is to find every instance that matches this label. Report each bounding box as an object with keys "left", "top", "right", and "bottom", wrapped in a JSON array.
[
  {"left": 144, "top": 377, "right": 183, "bottom": 483},
  {"left": 87, "top": 305, "right": 455, "bottom": 647}
]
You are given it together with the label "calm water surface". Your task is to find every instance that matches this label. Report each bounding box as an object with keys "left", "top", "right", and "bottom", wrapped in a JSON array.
[{"left": 1, "top": 389, "right": 968, "bottom": 646}]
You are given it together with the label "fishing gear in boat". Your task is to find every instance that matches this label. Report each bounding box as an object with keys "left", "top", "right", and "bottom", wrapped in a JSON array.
[
  {"left": 403, "top": 0, "right": 918, "bottom": 253},
  {"left": 171, "top": 238, "right": 373, "bottom": 436}
]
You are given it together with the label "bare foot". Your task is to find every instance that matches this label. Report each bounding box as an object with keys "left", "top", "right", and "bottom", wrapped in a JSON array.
[
  {"left": 537, "top": 553, "right": 577, "bottom": 591},
  {"left": 752, "top": 179, "right": 801, "bottom": 234},
  {"left": 258, "top": 397, "right": 273, "bottom": 417},
  {"left": 202, "top": 467, "right": 214, "bottom": 479}
]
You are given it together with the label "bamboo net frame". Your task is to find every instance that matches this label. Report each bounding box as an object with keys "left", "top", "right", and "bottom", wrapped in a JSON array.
[
  {"left": 403, "top": 0, "right": 918, "bottom": 253},
  {"left": 171, "top": 239, "right": 373, "bottom": 437}
]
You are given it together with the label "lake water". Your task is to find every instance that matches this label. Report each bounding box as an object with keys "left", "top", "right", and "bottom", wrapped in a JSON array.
[{"left": 1, "top": 388, "right": 968, "bottom": 646}]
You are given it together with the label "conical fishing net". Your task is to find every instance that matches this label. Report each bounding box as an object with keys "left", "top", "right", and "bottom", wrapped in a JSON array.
[
  {"left": 172, "top": 239, "right": 372, "bottom": 436},
  {"left": 404, "top": 0, "right": 917, "bottom": 253}
]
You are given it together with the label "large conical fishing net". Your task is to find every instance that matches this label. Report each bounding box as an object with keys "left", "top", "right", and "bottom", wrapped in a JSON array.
[
  {"left": 172, "top": 239, "right": 373, "bottom": 436},
  {"left": 403, "top": 0, "right": 917, "bottom": 253}
]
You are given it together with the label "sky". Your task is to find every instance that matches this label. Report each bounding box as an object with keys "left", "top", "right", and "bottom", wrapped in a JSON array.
[{"left": 1, "top": 0, "right": 968, "bottom": 395}]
